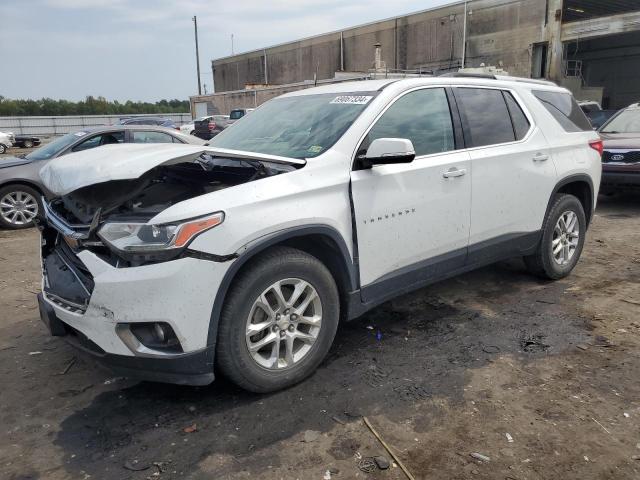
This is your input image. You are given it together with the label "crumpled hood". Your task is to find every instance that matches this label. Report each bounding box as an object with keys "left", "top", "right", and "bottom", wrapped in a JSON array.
[
  {"left": 39, "top": 143, "right": 305, "bottom": 196},
  {"left": 0, "top": 156, "right": 32, "bottom": 170},
  {"left": 599, "top": 132, "right": 640, "bottom": 150}
]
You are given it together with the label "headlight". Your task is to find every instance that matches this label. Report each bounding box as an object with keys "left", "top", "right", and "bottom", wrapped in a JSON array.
[{"left": 98, "top": 212, "right": 224, "bottom": 258}]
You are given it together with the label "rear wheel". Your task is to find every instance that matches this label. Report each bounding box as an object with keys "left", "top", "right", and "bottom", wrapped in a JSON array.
[
  {"left": 23, "top": 140, "right": 34, "bottom": 148},
  {"left": 0, "top": 185, "right": 41, "bottom": 229},
  {"left": 524, "top": 193, "right": 586, "bottom": 279},
  {"left": 216, "top": 247, "right": 339, "bottom": 392}
]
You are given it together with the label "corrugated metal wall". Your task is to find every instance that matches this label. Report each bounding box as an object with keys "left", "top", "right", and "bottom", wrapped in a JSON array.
[{"left": 0, "top": 113, "right": 192, "bottom": 136}]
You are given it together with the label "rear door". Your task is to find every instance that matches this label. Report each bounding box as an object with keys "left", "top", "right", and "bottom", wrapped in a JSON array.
[
  {"left": 350, "top": 87, "right": 472, "bottom": 301},
  {"left": 453, "top": 87, "right": 556, "bottom": 258}
]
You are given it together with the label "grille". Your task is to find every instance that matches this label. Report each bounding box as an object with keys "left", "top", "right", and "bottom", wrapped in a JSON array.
[{"left": 602, "top": 150, "right": 640, "bottom": 164}]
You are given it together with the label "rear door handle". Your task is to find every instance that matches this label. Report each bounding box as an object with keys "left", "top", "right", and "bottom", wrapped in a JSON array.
[
  {"left": 533, "top": 153, "right": 549, "bottom": 162},
  {"left": 443, "top": 167, "right": 467, "bottom": 178}
]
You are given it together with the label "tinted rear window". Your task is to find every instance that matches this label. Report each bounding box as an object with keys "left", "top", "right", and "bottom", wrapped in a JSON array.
[
  {"left": 533, "top": 90, "right": 592, "bottom": 132},
  {"left": 229, "top": 110, "right": 244, "bottom": 120},
  {"left": 455, "top": 88, "right": 515, "bottom": 147}
]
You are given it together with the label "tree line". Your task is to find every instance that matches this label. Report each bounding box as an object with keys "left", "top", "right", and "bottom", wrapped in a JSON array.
[{"left": 0, "top": 95, "right": 190, "bottom": 116}]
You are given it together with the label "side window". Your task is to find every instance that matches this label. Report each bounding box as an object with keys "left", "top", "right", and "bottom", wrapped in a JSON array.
[
  {"left": 504, "top": 92, "right": 531, "bottom": 140},
  {"left": 455, "top": 88, "right": 515, "bottom": 147},
  {"left": 132, "top": 131, "right": 175, "bottom": 144},
  {"left": 72, "top": 132, "right": 124, "bottom": 152},
  {"left": 361, "top": 88, "right": 455, "bottom": 157},
  {"left": 532, "top": 90, "right": 592, "bottom": 132}
]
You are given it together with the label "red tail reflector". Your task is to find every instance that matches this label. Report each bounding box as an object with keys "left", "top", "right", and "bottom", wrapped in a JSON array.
[{"left": 589, "top": 139, "right": 603, "bottom": 156}]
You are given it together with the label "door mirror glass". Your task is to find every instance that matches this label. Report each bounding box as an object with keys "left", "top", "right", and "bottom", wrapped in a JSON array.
[{"left": 362, "top": 138, "right": 415, "bottom": 168}]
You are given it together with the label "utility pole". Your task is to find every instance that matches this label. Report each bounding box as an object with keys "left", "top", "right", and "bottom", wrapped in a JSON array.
[
  {"left": 231, "top": 34, "right": 235, "bottom": 55},
  {"left": 192, "top": 16, "right": 202, "bottom": 95},
  {"left": 461, "top": 1, "right": 468, "bottom": 68}
]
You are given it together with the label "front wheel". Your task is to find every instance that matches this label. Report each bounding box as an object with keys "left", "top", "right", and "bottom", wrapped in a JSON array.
[
  {"left": 23, "top": 140, "right": 34, "bottom": 148},
  {"left": 524, "top": 193, "right": 586, "bottom": 279},
  {"left": 0, "top": 143, "right": 7, "bottom": 154},
  {"left": 216, "top": 247, "right": 339, "bottom": 392}
]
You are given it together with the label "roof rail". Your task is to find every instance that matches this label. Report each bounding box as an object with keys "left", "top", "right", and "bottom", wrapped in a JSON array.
[
  {"left": 495, "top": 75, "right": 557, "bottom": 87},
  {"left": 439, "top": 72, "right": 497, "bottom": 79}
]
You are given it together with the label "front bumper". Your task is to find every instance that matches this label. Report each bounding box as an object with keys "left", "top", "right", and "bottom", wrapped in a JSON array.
[
  {"left": 601, "top": 167, "right": 640, "bottom": 189},
  {"left": 39, "top": 231, "right": 234, "bottom": 385},
  {"left": 39, "top": 293, "right": 215, "bottom": 385}
]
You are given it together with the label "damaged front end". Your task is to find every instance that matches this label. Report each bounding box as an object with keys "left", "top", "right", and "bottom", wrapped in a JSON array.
[
  {"left": 36, "top": 145, "right": 304, "bottom": 384},
  {"left": 39, "top": 143, "right": 303, "bottom": 311},
  {"left": 40, "top": 145, "right": 302, "bottom": 269}
]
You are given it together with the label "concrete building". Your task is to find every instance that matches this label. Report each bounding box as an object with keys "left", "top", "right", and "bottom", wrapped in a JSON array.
[{"left": 190, "top": 0, "right": 640, "bottom": 115}]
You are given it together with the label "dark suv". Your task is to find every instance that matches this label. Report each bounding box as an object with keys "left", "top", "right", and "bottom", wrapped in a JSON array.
[{"left": 193, "top": 115, "right": 230, "bottom": 140}]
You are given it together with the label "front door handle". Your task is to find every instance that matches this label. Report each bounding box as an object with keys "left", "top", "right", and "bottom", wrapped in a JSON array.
[
  {"left": 533, "top": 153, "right": 549, "bottom": 162},
  {"left": 443, "top": 167, "right": 467, "bottom": 178}
]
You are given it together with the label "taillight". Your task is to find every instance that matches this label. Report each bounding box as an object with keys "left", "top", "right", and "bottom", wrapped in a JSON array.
[
  {"left": 589, "top": 139, "right": 603, "bottom": 156},
  {"left": 208, "top": 121, "right": 216, "bottom": 131}
]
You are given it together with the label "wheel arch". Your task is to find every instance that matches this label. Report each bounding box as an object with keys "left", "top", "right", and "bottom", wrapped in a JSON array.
[
  {"left": 0, "top": 179, "right": 45, "bottom": 195},
  {"left": 206, "top": 225, "right": 357, "bottom": 347},
  {"left": 548, "top": 174, "right": 595, "bottom": 227}
]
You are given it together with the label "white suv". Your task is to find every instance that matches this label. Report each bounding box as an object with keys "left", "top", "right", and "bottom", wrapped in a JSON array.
[{"left": 37, "top": 76, "right": 602, "bottom": 392}]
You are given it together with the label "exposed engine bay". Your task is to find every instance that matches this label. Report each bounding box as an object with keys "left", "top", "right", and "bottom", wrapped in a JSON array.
[
  {"left": 50, "top": 155, "right": 295, "bottom": 225},
  {"left": 42, "top": 154, "right": 297, "bottom": 268}
]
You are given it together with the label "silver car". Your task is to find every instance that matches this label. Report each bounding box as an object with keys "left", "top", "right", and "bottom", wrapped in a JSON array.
[{"left": 0, "top": 125, "right": 205, "bottom": 229}]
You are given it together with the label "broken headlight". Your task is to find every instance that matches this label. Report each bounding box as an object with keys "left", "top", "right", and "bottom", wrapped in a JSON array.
[{"left": 98, "top": 212, "right": 224, "bottom": 260}]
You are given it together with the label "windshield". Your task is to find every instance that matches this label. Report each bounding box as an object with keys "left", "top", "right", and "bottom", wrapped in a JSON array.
[
  {"left": 210, "top": 93, "right": 376, "bottom": 158},
  {"left": 600, "top": 107, "right": 640, "bottom": 133},
  {"left": 229, "top": 110, "right": 244, "bottom": 120},
  {"left": 26, "top": 132, "right": 83, "bottom": 160}
]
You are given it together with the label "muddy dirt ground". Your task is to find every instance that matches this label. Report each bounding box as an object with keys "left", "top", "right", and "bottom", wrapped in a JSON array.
[{"left": 0, "top": 193, "right": 639, "bottom": 480}]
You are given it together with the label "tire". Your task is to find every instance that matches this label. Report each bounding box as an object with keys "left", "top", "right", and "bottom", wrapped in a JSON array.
[
  {"left": 189, "top": 130, "right": 196, "bottom": 136},
  {"left": 23, "top": 140, "right": 34, "bottom": 148},
  {"left": 0, "top": 185, "right": 42, "bottom": 230},
  {"left": 0, "top": 144, "right": 6, "bottom": 154},
  {"left": 216, "top": 246, "right": 340, "bottom": 392},
  {"left": 524, "top": 193, "right": 586, "bottom": 280}
]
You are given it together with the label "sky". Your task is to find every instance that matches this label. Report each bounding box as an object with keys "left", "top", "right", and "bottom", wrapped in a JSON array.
[{"left": 0, "top": 0, "right": 454, "bottom": 102}]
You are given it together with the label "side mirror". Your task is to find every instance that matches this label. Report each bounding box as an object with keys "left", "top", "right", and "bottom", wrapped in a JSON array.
[{"left": 362, "top": 138, "right": 415, "bottom": 168}]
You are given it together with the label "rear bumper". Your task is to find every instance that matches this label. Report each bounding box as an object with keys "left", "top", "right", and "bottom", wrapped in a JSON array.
[
  {"left": 194, "top": 130, "right": 222, "bottom": 140},
  {"left": 38, "top": 293, "right": 215, "bottom": 385}
]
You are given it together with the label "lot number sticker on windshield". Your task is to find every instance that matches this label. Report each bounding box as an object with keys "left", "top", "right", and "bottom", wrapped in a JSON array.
[{"left": 330, "top": 95, "right": 373, "bottom": 105}]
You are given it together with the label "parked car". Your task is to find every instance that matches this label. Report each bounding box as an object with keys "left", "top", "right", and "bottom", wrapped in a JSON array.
[
  {"left": 13, "top": 135, "right": 41, "bottom": 149},
  {"left": 193, "top": 115, "right": 231, "bottom": 140},
  {"left": 0, "top": 126, "right": 205, "bottom": 229},
  {"left": 578, "top": 100, "right": 602, "bottom": 114},
  {"left": 225, "top": 108, "right": 254, "bottom": 127},
  {"left": 117, "top": 117, "right": 178, "bottom": 129},
  {"left": 0, "top": 131, "right": 14, "bottom": 154},
  {"left": 598, "top": 102, "right": 640, "bottom": 193},
  {"left": 586, "top": 109, "right": 617, "bottom": 130},
  {"left": 36, "top": 76, "right": 601, "bottom": 392}
]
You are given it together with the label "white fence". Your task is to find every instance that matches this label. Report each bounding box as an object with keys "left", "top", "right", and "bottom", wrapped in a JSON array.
[{"left": 0, "top": 113, "right": 193, "bottom": 136}]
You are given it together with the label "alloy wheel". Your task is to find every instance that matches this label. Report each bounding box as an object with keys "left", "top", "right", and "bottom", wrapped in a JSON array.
[
  {"left": 0, "top": 191, "right": 38, "bottom": 226},
  {"left": 245, "top": 278, "right": 322, "bottom": 370},
  {"left": 552, "top": 210, "right": 579, "bottom": 266}
]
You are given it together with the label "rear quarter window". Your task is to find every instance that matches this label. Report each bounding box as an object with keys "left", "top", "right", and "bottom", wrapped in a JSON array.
[
  {"left": 454, "top": 88, "right": 515, "bottom": 147},
  {"left": 533, "top": 90, "right": 592, "bottom": 132}
]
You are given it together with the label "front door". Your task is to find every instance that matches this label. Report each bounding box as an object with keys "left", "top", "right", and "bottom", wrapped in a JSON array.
[{"left": 350, "top": 87, "right": 472, "bottom": 303}]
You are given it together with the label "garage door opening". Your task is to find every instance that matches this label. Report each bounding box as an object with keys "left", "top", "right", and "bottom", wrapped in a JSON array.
[{"left": 564, "top": 30, "right": 640, "bottom": 109}]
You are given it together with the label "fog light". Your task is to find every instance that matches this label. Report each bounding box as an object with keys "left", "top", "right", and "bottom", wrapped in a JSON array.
[{"left": 129, "top": 322, "right": 183, "bottom": 353}]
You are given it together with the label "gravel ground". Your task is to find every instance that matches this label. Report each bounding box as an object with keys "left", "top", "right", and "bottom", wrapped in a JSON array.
[{"left": 0, "top": 193, "right": 639, "bottom": 480}]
